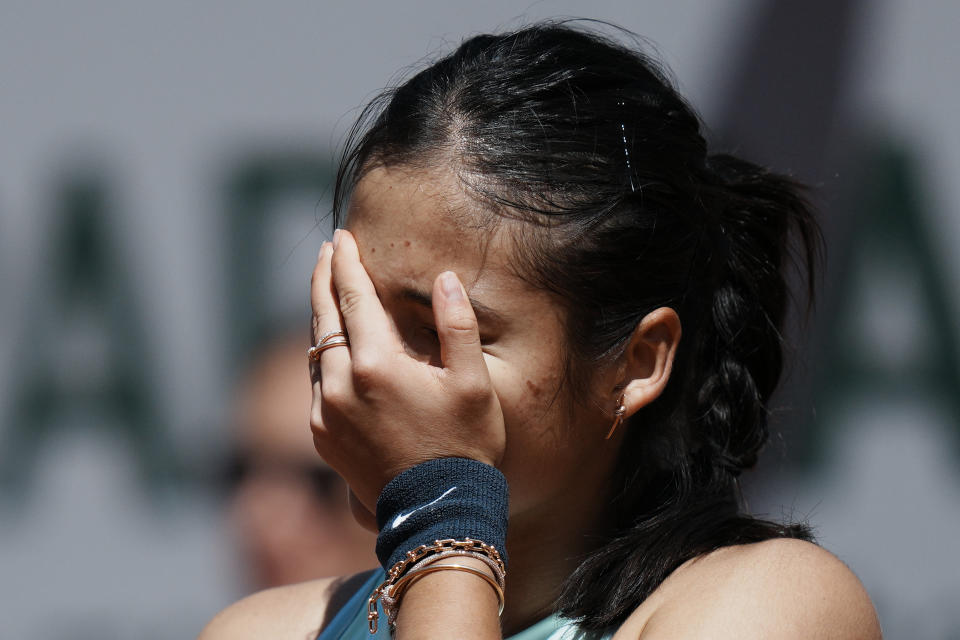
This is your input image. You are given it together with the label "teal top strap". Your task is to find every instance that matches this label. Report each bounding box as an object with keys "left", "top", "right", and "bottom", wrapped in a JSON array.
[
  {"left": 317, "top": 570, "right": 389, "bottom": 640},
  {"left": 316, "top": 570, "right": 613, "bottom": 640}
]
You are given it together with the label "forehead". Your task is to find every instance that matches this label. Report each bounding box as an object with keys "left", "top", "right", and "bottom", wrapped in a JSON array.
[{"left": 345, "top": 165, "right": 519, "bottom": 297}]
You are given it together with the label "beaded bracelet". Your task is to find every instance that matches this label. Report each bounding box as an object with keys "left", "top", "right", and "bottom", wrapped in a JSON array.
[{"left": 405, "top": 548, "right": 506, "bottom": 587}]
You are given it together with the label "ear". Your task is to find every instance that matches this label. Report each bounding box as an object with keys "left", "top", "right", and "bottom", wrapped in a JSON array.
[{"left": 616, "top": 307, "right": 682, "bottom": 420}]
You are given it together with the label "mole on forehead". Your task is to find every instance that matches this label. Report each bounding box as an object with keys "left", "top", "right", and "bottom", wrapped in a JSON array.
[
  {"left": 360, "top": 236, "right": 470, "bottom": 270},
  {"left": 350, "top": 212, "right": 490, "bottom": 267}
]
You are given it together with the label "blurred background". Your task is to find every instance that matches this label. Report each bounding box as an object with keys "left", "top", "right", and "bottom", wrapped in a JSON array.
[{"left": 1, "top": 0, "right": 958, "bottom": 637}]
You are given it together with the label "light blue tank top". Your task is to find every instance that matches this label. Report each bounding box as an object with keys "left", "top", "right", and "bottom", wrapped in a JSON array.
[{"left": 317, "top": 570, "right": 613, "bottom": 640}]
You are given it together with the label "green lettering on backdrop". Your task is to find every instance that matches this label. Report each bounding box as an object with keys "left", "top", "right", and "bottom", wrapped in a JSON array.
[
  {"left": 802, "top": 143, "right": 960, "bottom": 466},
  {"left": 0, "top": 170, "right": 176, "bottom": 502},
  {"left": 1, "top": 154, "right": 335, "bottom": 502},
  {"left": 223, "top": 153, "right": 334, "bottom": 366}
]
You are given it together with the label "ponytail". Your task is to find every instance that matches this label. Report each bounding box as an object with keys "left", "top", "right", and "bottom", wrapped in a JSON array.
[{"left": 693, "top": 153, "right": 822, "bottom": 480}]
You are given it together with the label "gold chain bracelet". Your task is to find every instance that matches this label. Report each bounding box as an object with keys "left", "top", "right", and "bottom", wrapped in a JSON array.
[
  {"left": 367, "top": 538, "right": 506, "bottom": 633},
  {"left": 384, "top": 563, "right": 505, "bottom": 627}
]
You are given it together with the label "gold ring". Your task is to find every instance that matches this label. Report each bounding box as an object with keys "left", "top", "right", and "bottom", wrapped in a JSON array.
[
  {"left": 317, "top": 330, "right": 346, "bottom": 344},
  {"left": 308, "top": 335, "right": 350, "bottom": 361}
]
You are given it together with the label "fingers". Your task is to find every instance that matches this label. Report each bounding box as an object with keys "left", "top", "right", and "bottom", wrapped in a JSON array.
[
  {"left": 310, "top": 241, "right": 350, "bottom": 380},
  {"left": 320, "top": 230, "right": 488, "bottom": 397},
  {"left": 432, "top": 271, "right": 488, "bottom": 383},
  {"left": 329, "top": 229, "right": 398, "bottom": 362}
]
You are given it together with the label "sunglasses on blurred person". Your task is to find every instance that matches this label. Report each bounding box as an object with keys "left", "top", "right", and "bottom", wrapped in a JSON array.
[{"left": 221, "top": 452, "right": 348, "bottom": 507}]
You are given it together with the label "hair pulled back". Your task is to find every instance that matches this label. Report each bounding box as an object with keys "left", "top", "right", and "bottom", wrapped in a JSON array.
[{"left": 333, "top": 21, "right": 822, "bottom": 632}]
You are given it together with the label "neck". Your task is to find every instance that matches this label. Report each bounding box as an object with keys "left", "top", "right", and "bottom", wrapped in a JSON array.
[{"left": 499, "top": 483, "right": 613, "bottom": 636}]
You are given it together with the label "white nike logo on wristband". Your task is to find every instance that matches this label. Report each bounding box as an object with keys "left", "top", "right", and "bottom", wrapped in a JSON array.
[{"left": 389, "top": 486, "right": 458, "bottom": 530}]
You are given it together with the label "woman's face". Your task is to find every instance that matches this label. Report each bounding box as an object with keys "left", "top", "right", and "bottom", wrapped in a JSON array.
[{"left": 345, "top": 165, "right": 621, "bottom": 526}]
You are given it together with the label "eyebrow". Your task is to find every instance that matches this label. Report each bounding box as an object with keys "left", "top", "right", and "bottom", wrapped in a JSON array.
[{"left": 398, "top": 286, "right": 506, "bottom": 327}]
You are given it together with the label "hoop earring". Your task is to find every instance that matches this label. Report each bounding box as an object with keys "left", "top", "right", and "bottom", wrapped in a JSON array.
[{"left": 605, "top": 394, "right": 627, "bottom": 440}]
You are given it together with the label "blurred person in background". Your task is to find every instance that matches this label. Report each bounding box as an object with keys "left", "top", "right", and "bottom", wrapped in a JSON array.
[{"left": 226, "top": 329, "right": 377, "bottom": 590}]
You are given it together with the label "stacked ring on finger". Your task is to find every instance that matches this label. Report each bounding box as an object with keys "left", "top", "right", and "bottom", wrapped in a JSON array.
[{"left": 308, "top": 330, "right": 349, "bottom": 362}]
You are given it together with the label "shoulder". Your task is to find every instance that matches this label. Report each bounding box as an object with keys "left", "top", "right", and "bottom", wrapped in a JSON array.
[
  {"left": 617, "top": 539, "right": 881, "bottom": 640},
  {"left": 198, "top": 571, "right": 374, "bottom": 640}
]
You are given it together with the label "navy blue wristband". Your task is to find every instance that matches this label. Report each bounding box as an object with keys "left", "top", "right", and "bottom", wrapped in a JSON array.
[{"left": 375, "top": 457, "right": 509, "bottom": 571}]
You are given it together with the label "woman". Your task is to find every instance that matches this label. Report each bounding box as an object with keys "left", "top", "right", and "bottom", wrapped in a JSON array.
[{"left": 202, "top": 22, "right": 881, "bottom": 639}]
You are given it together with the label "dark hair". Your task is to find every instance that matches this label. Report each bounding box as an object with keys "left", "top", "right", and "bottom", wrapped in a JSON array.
[{"left": 333, "top": 21, "right": 822, "bottom": 632}]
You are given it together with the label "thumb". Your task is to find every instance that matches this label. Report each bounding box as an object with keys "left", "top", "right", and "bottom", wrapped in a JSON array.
[{"left": 433, "top": 271, "right": 486, "bottom": 379}]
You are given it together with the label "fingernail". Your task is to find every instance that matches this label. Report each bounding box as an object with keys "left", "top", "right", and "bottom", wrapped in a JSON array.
[
  {"left": 441, "top": 271, "right": 463, "bottom": 301},
  {"left": 332, "top": 229, "right": 342, "bottom": 249},
  {"left": 318, "top": 241, "right": 329, "bottom": 259}
]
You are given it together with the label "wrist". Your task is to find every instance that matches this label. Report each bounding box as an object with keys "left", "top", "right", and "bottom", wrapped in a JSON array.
[
  {"left": 367, "top": 458, "right": 509, "bottom": 634},
  {"left": 375, "top": 457, "right": 509, "bottom": 571}
]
